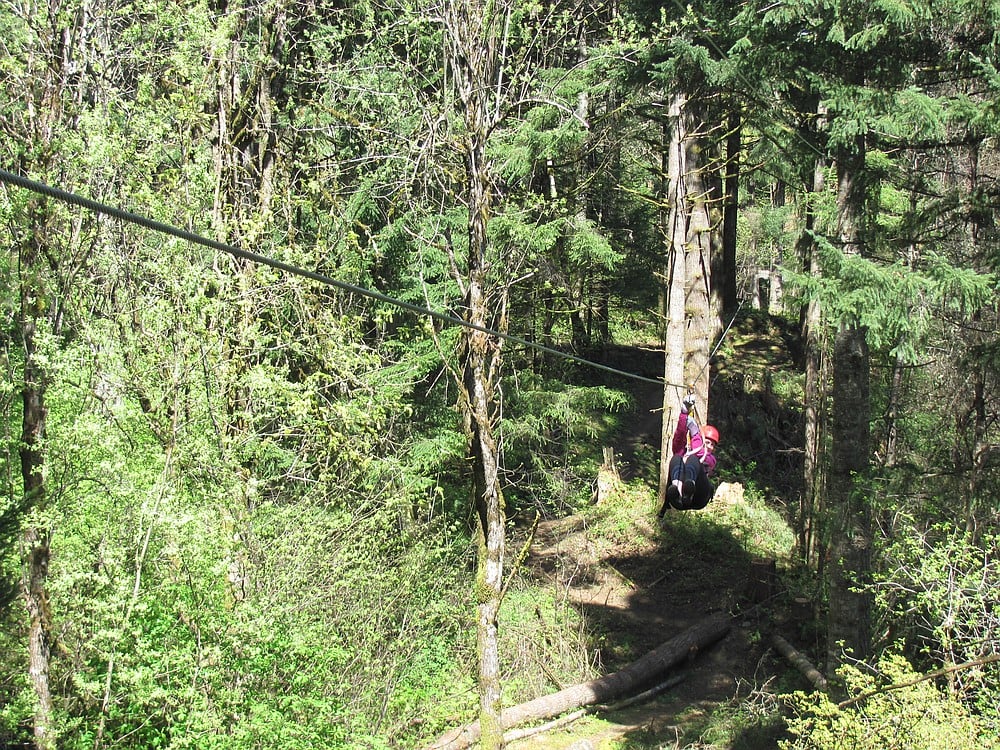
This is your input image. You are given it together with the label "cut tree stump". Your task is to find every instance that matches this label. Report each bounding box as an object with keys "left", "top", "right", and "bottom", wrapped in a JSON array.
[
  {"left": 424, "top": 612, "right": 731, "bottom": 750},
  {"left": 592, "top": 447, "right": 620, "bottom": 504}
]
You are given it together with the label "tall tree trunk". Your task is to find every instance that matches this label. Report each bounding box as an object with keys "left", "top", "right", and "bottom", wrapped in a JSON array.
[
  {"left": 683, "top": 112, "right": 715, "bottom": 410},
  {"left": 882, "top": 353, "right": 905, "bottom": 468},
  {"left": 17, "top": 183, "right": 64, "bottom": 750},
  {"left": 826, "top": 322, "right": 872, "bottom": 672},
  {"left": 800, "top": 102, "right": 827, "bottom": 571},
  {"left": 208, "top": 0, "right": 291, "bottom": 488},
  {"left": 446, "top": 2, "right": 507, "bottom": 746},
  {"left": 19, "top": 235, "right": 55, "bottom": 749},
  {"left": 22, "top": 527, "right": 53, "bottom": 750},
  {"left": 659, "top": 94, "right": 716, "bottom": 505},
  {"left": 825, "top": 142, "right": 872, "bottom": 677},
  {"left": 573, "top": 50, "right": 598, "bottom": 351},
  {"left": 462, "top": 138, "right": 505, "bottom": 750},
  {"left": 659, "top": 93, "right": 689, "bottom": 508}
]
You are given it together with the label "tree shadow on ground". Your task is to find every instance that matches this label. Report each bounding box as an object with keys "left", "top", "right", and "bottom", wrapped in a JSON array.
[
  {"left": 581, "top": 513, "right": 754, "bottom": 668},
  {"left": 519, "top": 501, "right": 794, "bottom": 749},
  {"left": 511, "top": 314, "right": 812, "bottom": 748}
]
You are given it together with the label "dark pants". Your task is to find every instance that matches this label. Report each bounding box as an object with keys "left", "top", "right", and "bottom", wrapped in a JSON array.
[{"left": 665, "top": 454, "right": 714, "bottom": 511}]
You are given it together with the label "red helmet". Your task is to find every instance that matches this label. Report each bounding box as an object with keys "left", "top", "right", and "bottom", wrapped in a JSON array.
[{"left": 702, "top": 425, "right": 720, "bottom": 445}]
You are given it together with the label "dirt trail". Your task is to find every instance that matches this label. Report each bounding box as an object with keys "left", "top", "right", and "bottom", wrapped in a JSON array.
[
  {"left": 510, "top": 503, "right": 769, "bottom": 749},
  {"left": 509, "top": 327, "right": 803, "bottom": 748}
]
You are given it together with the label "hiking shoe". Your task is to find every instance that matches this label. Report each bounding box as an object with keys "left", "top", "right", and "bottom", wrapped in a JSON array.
[
  {"left": 682, "top": 479, "right": 695, "bottom": 498},
  {"left": 665, "top": 483, "right": 680, "bottom": 508}
]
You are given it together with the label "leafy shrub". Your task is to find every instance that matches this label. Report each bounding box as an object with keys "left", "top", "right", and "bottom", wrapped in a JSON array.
[
  {"left": 502, "top": 377, "right": 632, "bottom": 514},
  {"left": 874, "top": 524, "right": 999, "bottom": 735},
  {"left": 781, "top": 652, "right": 992, "bottom": 750}
]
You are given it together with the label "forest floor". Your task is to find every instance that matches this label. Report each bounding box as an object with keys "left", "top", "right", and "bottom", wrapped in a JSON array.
[{"left": 507, "top": 313, "right": 815, "bottom": 750}]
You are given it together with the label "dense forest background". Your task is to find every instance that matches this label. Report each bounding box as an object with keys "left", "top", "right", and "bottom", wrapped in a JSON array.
[{"left": 1, "top": 0, "right": 998, "bottom": 748}]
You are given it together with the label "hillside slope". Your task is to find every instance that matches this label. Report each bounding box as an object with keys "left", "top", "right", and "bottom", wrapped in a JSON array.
[{"left": 509, "top": 314, "right": 812, "bottom": 749}]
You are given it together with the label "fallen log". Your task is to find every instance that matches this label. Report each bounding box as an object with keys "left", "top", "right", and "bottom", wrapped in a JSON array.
[
  {"left": 771, "top": 632, "right": 828, "bottom": 691},
  {"left": 424, "top": 612, "right": 731, "bottom": 750},
  {"left": 502, "top": 674, "right": 686, "bottom": 746}
]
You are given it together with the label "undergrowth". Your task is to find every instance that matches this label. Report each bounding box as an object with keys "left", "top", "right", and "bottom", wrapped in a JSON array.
[{"left": 494, "top": 476, "right": 800, "bottom": 750}]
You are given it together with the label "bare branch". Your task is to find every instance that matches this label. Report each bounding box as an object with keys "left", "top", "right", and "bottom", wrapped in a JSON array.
[{"left": 837, "top": 653, "right": 1000, "bottom": 710}]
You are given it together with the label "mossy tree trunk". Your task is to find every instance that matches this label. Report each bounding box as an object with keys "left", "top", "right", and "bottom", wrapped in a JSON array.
[
  {"left": 9, "top": 0, "right": 96, "bottom": 744},
  {"left": 18, "top": 206, "right": 56, "bottom": 749},
  {"left": 445, "top": 1, "right": 507, "bottom": 745}
]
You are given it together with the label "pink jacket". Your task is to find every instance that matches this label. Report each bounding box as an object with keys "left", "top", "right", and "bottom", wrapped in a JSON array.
[{"left": 671, "top": 413, "right": 717, "bottom": 476}]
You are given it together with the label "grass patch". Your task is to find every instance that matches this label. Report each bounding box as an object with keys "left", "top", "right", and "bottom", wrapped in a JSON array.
[
  {"left": 583, "top": 479, "right": 662, "bottom": 552},
  {"left": 500, "top": 582, "right": 597, "bottom": 705},
  {"left": 712, "top": 485, "right": 797, "bottom": 562}
]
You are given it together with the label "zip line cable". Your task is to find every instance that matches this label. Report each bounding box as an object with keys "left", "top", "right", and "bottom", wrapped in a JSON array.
[
  {"left": 0, "top": 6, "right": 846, "bottom": 405},
  {"left": 1, "top": 167, "right": 676, "bottom": 386}
]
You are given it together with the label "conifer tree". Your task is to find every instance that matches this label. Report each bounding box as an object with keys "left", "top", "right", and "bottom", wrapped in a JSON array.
[
  {"left": 745, "top": 0, "right": 998, "bottom": 677},
  {"left": 623, "top": 0, "right": 746, "bottom": 500}
]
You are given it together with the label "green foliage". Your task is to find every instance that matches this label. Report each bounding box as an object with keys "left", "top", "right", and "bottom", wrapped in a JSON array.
[
  {"left": 565, "top": 214, "right": 623, "bottom": 271},
  {"left": 499, "top": 582, "right": 595, "bottom": 706},
  {"left": 873, "top": 524, "right": 1000, "bottom": 733},
  {"left": 716, "top": 482, "right": 797, "bottom": 562},
  {"left": 0, "top": 656, "right": 31, "bottom": 746},
  {"left": 681, "top": 695, "right": 788, "bottom": 750},
  {"left": 585, "top": 479, "right": 663, "bottom": 550},
  {"left": 737, "top": 202, "right": 800, "bottom": 276},
  {"left": 1, "top": 0, "right": 999, "bottom": 748},
  {"left": 22, "top": 419, "right": 477, "bottom": 749},
  {"left": 0, "top": 359, "right": 25, "bottom": 608},
  {"left": 503, "top": 376, "right": 631, "bottom": 513},
  {"left": 781, "top": 652, "right": 991, "bottom": 750},
  {"left": 784, "top": 233, "right": 995, "bottom": 362},
  {"left": 489, "top": 210, "right": 563, "bottom": 263},
  {"left": 385, "top": 636, "right": 477, "bottom": 745}
]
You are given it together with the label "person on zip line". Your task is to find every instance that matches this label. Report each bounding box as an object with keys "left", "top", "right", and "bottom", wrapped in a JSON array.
[{"left": 657, "top": 393, "right": 720, "bottom": 515}]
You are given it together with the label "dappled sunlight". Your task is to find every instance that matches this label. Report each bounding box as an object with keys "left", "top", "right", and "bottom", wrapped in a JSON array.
[
  {"left": 513, "top": 480, "right": 791, "bottom": 748},
  {"left": 509, "top": 328, "right": 807, "bottom": 748}
]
